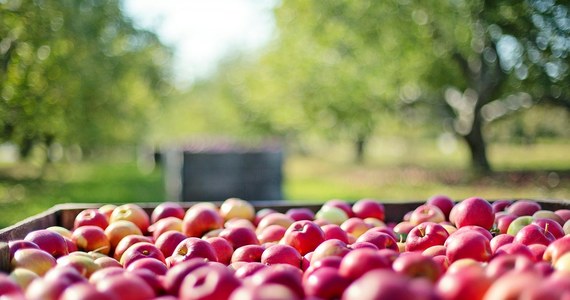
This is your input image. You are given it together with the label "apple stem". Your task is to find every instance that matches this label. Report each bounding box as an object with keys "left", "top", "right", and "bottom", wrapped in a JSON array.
[
  {"left": 544, "top": 223, "right": 549, "bottom": 234},
  {"left": 418, "top": 226, "right": 425, "bottom": 237}
]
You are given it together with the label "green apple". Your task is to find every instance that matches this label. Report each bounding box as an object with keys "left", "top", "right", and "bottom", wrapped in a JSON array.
[
  {"left": 506, "top": 216, "right": 534, "bottom": 236},
  {"left": 315, "top": 206, "right": 349, "bottom": 225}
]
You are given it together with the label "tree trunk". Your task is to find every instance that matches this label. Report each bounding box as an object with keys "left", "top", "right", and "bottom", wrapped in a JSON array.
[
  {"left": 463, "top": 112, "right": 491, "bottom": 175},
  {"left": 354, "top": 134, "right": 367, "bottom": 164}
]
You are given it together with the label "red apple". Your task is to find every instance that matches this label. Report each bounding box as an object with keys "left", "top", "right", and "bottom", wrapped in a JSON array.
[
  {"left": 155, "top": 230, "right": 187, "bottom": 258},
  {"left": 321, "top": 224, "right": 349, "bottom": 243},
  {"left": 96, "top": 272, "right": 155, "bottom": 300},
  {"left": 98, "top": 204, "right": 117, "bottom": 221},
  {"left": 204, "top": 236, "right": 233, "bottom": 265},
  {"left": 533, "top": 210, "right": 565, "bottom": 226},
  {"left": 24, "top": 229, "right": 69, "bottom": 258},
  {"left": 490, "top": 234, "right": 514, "bottom": 253},
  {"left": 257, "top": 224, "right": 287, "bottom": 244},
  {"left": 59, "top": 282, "right": 111, "bottom": 300},
  {"left": 281, "top": 220, "right": 325, "bottom": 255},
  {"left": 256, "top": 213, "right": 295, "bottom": 234},
  {"left": 56, "top": 252, "right": 100, "bottom": 278},
  {"left": 451, "top": 197, "right": 494, "bottom": 230},
  {"left": 89, "top": 267, "right": 125, "bottom": 285},
  {"left": 409, "top": 204, "right": 445, "bottom": 226},
  {"left": 113, "top": 234, "right": 152, "bottom": 261},
  {"left": 231, "top": 244, "right": 265, "bottom": 263},
  {"left": 310, "top": 239, "right": 351, "bottom": 264},
  {"left": 74, "top": 208, "right": 109, "bottom": 230},
  {"left": 351, "top": 198, "right": 385, "bottom": 221},
  {"left": 120, "top": 242, "right": 166, "bottom": 268},
  {"left": 528, "top": 243, "right": 547, "bottom": 262},
  {"left": 234, "top": 262, "right": 268, "bottom": 279},
  {"left": 219, "top": 226, "right": 260, "bottom": 250},
  {"left": 11, "top": 248, "right": 57, "bottom": 276},
  {"left": 8, "top": 240, "right": 40, "bottom": 261},
  {"left": 426, "top": 194, "right": 455, "bottom": 220},
  {"left": 495, "top": 213, "right": 517, "bottom": 234},
  {"left": 104, "top": 220, "right": 144, "bottom": 251},
  {"left": 392, "top": 252, "right": 442, "bottom": 282},
  {"left": 492, "top": 242, "right": 534, "bottom": 261},
  {"left": 182, "top": 206, "right": 224, "bottom": 238},
  {"left": 254, "top": 208, "right": 277, "bottom": 226},
  {"left": 261, "top": 244, "right": 302, "bottom": 268},
  {"left": 436, "top": 264, "right": 492, "bottom": 300},
  {"left": 219, "top": 197, "right": 255, "bottom": 222},
  {"left": 110, "top": 204, "right": 151, "bottom": 234},
  {"left": 303, "top": 256, "right": 342, "bottom": 283},
  {"left": 94, "top": 256, "right": 122, "bottom": 269},
  {"left": 482, "top": 270, "right": 542, "bottom": 300},
  {"left": 0, "top": 273, "right": 25, "bottom": 299},
  {"left": 452, "top": 225, "right": 493, "bottom": 240},
  {"left": 555, "top": 209, "right": 570, "bottom": 222},
  {"left": 445, "top": 231, "right": 492, "bottom": 263},
  {"left": 323, "top": 199, "right": 355, "bottom": 218},
  {"left": 72, "top": 225, "right": 111, "bottom": 255},
  {"left": 126, "top": 257, "right": 168, "bottom": 275},
  {"left": 340, "top": 218, "right": 373, "bottom": 239},
  {"left": 148, "top": 217, "right": 182, "bottom": 241},
  {"left": 248, "top": 264, "right": 305, "bottom": 299},
  {"left": 286, "top": 208, "right": 316, "bottom": 221},
  {"left": 532, "top": 217, "right": 565, "bottom": 239},
  {"left": 230, "top": 283, "right": 301, "bottom": 300},
  {"left": 342, "top": 269, "right": 415, "bottom": 300},
  {"left": 392, "top": 221, "right": 415, "bottom": 242},
  {"left": 170, "top": 237, "right": 218, "bottom": 266},
  {"left": 405, "top": 222, "right": 449, "bottom": 252},
  {"left": 543, "top": 235, "right": 570, "bottom": 265},
  {"left": 422, "top": 245, "right": 447, "bottom": 257},
  {"left": 507, "top": 200, "right": 541, "bottom": 216},
  {"left": 151, "top": 202, "right": 185, "bottom": 224},
  {"left": 304, "top": 266, "right": 350, "bottom": 299},
  {"left": 162, "top": 258, "right": 209, "bottom": 296},
  {"left": 338, "top": 248, "right": 391, "bottom": 281},
  {"left": 514, "top": 224, "right": 555, "bottom": 246},
  {"left": 491, "top": 199, "right": 512, "bottom": 213},
  {"left": 355, "top": 231, "right": 398, "bottom": 251},
  {"left": 179, "top": 262, "right": 241, "bottom": 300}
]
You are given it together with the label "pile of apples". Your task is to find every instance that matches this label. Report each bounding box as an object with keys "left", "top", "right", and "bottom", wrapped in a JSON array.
[{"left": 2, "top": 196, "right": 570, "bottom": 300}]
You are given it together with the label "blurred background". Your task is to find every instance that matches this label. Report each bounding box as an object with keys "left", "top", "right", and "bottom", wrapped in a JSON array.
[{"left": 0, "top": 0, "right": 569, "bottom": 227}]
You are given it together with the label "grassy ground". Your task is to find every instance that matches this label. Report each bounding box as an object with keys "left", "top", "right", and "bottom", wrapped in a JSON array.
[{"left": 0, "top": 140, "right": 569, "bottom": 228}]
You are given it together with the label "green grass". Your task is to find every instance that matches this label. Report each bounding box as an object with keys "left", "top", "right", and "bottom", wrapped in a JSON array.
[{"left": 0, "top": 140, "right": 569, "bottom": 229}]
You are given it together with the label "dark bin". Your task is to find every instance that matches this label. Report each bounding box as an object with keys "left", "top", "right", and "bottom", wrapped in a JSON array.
[{"left": 163, "top": 142, "right": 283, "bottom": 202}]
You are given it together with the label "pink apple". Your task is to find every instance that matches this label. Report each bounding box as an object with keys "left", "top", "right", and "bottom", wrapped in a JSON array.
[
  {"left": 113, "top": 234, "right": 152, "bottom": 261},
  {"left": 323, "top": 199, "right": 355, "bottom": 218},
  {"left": 120, "top": 242, "right": 166, "bottom": 268},
  {"left": 310, "top": 239, "right": 351, "bottom": 264},
  {"left": 281, "top": 220, "right": 325, "bottom": 255},
  {"left": 409, "top": 204, "right": 445, "bottom": 226},
  {"left": 248, "top": 264, "right": 305, "bottom": 299},
  {"left": 98, "top": 204, "right": 117, "bottom": 221},
  {"left": 495, "top": 213, "right": 517, "bottom": 234},
  {"left": 445, "top": 231, "right": 492, "bottom": 263},
  {"left": 154, "top": 230, "right": 187, "bottom": 258},
  {"left": 8, "top": 240, "right": 39, "bottom": 260},
  {"left": 303, "top": 266, "right": 350, "bottom": 299},
  {"left": 514, "top": 224, "right": 555, "bottom": 246},
  {"left": 392, "top": 252, "right": 442, "bottom": 283},
  {"left": 230, "top": 283, "right": 301, "bottom": 300},
  {"left": 543, "top": 235, "right": 570, "bottom": 265},
  {"left": 343, "top": 269, "right": 415, "bottom": 300},
  {"left": 110, "top": 203, "right": 151, "bottom": 234},
  {"left": 59, "top": 282, "right": 110, "bottom": 300},
  {"left": 482, "top": 270, "right": 542, "bottom": 300},
  {"left": 490, "top": 234, "right": 514, "bottom": 253},
  {"left": 426, "top": 194, "right": 455, "bottom": 220},
  {"left": 257, "top": 224, "right": 287, "bottom": 244},
  {"left": 405, "top": 222, "right": 449, "bottom": 252},
  {"left": 234, "top": 262, "right": 268, "bottom": 279},
  {"left": 148, "top": 217, "right": 182, "bottom": 241},
  {"left": 72, "top": 225, "right": 111, "bottom": 255},
  {"left": 151, "top": 202, "right": 185, "bottom": 223},
  {"left": 392, "top": 221, "right": 415, "bottom": 242},
  {"left": 355, "top": 230, "right": 398, "bottom": 251},
  {"left": 170, "top": 237, "right": 218, "bottom": 266},
  {"left": 321, "top": 224, "right": 349, "bottom": 243},
  {"left": 338, "top": 248, "right": 391, "bottom": 280},
  {"left": 533, "top": 210, "right": 565, "bottom": 226},
  {"left": 56, "top": 252, "right": 100, "bottom": 278},
  {"left": 351, "top": 198, "right": 385, "bottom": 221},
  {"left": 219, "top": 197, "right": 255, "bottom": 222},
  {"left": 126, "top": 257, "right": 168, "bottom": 275},
  {"left": 491, "top": 200, "right": 512, "bottom": 213},
  {"left": 11, "top": 248, "right": 57, "bottom": 276},
  {"left": 96, "top": 272, "right": 155, "bottom": 300},
  {"left": 0, "top": 273, "right": 25, "bottom": 299},
  {"left": 303, "top": 256, "right": 342, "bottom": 282},
  {"left": 451, "top": 197, "right": 494, "bottom": 230},
  {"left": 436, "top": 264, "right": 492, "bottom": 300},
  {"left": 452, "top": 225, "right": 493, "bottom": 240},
  {"left": 261, "top": 244, "right": 302, "bottom": 268},
  {"left": 182, "top": 205, "right": 224, "bottom": 238},
  {"left": 555, "top": 209, "right": 570, "bottom": 222},
  {"left": 24, "top": 229, "right": 69, "bottom": 258},
  {"left": 104, "top": 220, "right": 144, "bottom": 251},
  {"left": 507, "top": 200, "right": 542, "bottom": 216},
  {"left": 286, "top": 207, "right": 316, "bottom": 221},
  {"left": 528, "top": 243, "right": 548, "bottom": 262},
  {"left": 532, "top": 217, "right": 565, "bottom": 239},
  {"left": 224, "top": 218, "right": 256, "bottom": 231},
  {"left": 422, "top": 245, "right": 447, "bottom": 257},
  {"left": 74, "top": 208, "right": 109, "bottom": 230},
  {"left": 256, "top": 212, "right": 295, "bottom": 234},
  {"left": 219, "top": 226, "right": 260, "bottom": 250},
  {"left": 94, "top": 256, "right": 122, "bottom": 269},
  {"left": 179, "top": 262, "right": 241, "bottom": 300},
  {"left": 340, "top": 218, "right": 373, "bottom": 239},
  {"left": 254, "top": 208, "right": 277, "bottom": 226},
  {"left": 162, "top": 258, "right": 209, "bottom": 296},
  {"left": 231, "top": 244, "right": 265, "bottom": 263},
  {"left": 494, "top": 243, "right": 534, "bottom": 260},
  {"left": 204, "top": 236, "right": 234, "bottom": 265}
]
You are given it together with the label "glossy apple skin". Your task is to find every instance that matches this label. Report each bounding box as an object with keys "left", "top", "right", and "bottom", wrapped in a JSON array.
[
  {"left": 436, "top": 264, "right": 492, "bottom": 300},
  {"left": 204, "top": 236, "right": 234, "bottom": 265},
  {"left": 342, "top": 269, "right": 415, "bottom": 300},
  {"left": 490, "top": 234, "right": 515, "bottom": 253},
  {"left": 230, "top": 283, "right": 301, "bottom": 300},
  {"left": 219, "top": 226, "right": 260, "bottom": 250},
  {"left": 543, "top": 235, "right": 570, "bottom": 265},
  {"left": 445, "top": 231, "right": 492, "bottom": 263},
  {"left": 24, "top": 229, "right": 69, "bottom": 258},
  {"left": 231, "top": 244, "right": 265, "bottom": 263},
  {"left": 126, "top": 257, "right": 168, "bottom": 275},
  {"left": 104, "top": 220, "right": 144, "bottom": 251},
  {"left": 451, "top": 197, "right": 494, "bottom": 230},
  {"left": 285, "top": 207, "right": 316, "bottom": 221},
  {"left": 151, "top": 202, "right": 185, "bottom": 224},
  {"left": 310, "top": 239, "right": 351, "bottom": 264},
  {"left": 355, "top": 231, "right": 398, "bottom": 251},
  {"left": 8, "top": 240, "right": 40, "bottom": 261},
  {"left": 162, "top": 258, "right": 209, "bottom": 296},
  {"left": 74, "top": 208, "right": 109, "bottom": 230},
  {"left": 392, "top": 252, "right": 442, "bottom": 283},
  {"left": 261, "top": 244, "right": 303, "bottom": 268},
  {"left": 409, "top": 204, "right": 445, "bottom": 226},
  {"left": 532, "top": 218, "right": 565, "bottom": 239},
  {"left": 405, "top": 222, "right": 449, "bottom": 252},
  {"left": 507, "top": 200, "right": 542, "bottom": 216},
  {"left": 352, "top": 199, "right": 385, "bottom": 221},
  {"left": 148, "top": 217, "right": 182, "bottom": 241},
  {"left": 427, "top": 195, "right": 455, "bottom": 220},
  {"left": 110, "top": 204, "right": 151, "bottom": 234},
  {"left": 113, "top": 234, "right": 152, "bottom": 261},
  {"left": 514, "top": 224, "right": 556, "bottom": 246},
  {"left": 182, "top": 206, "right": 224, "bottom": 238},
  {"left": 72, "top": 225, "right": 111, "bottom": 255},
  {"left": 234, "top": 262, "right": 268, "bottom": 280},
  {"left": 323, "top": 199, "right": 355, "bottom": 218},
  {"left": 321, "top": 224, "right": 349, "bottom": 243},
  {"left": 179, "top": 262, "right": 242, "bottom": 300},
  {"left": 120, "top": 242, "right": 166, "bottom": 268},
  {"left": 495, "top": 213, "right": 517, "bottom": 234},
  {"left": 482, "top": 270, "right": 543, "bottom": 300},
  {"left": 257, "top": 224, "right": 286, "bottom": 244},
  {"left": 96, "top": 272, "right": 155, "bottom": 300},
  {"left": 338, "top": 248, "right": 391, "bottom": 281},
  {"left": 303, "top": 266, "right": 350, "bottom": 299},
  {"left": 155, "top": 230, "right": 187, "bottom": 258},
  {"left": 491, "top": 200, "right": 512, "bottom": 214},
  {"left": 248, "top": 264, "right": 305, "bottom": 299},
  {"left": 282, "top": 220, "right": 325, "bottom": 255},
  {"left": 341, "top": 218, "right": 373, "bottom": 239},
  {"left": 11, "top": 248, "right": 57, "bottom": 276},
  {"left": 170, "top": 237, "right": 218, "bottom": 266},
  {"left": 256, "top": 213, "right": 295, "bottom": 234}
]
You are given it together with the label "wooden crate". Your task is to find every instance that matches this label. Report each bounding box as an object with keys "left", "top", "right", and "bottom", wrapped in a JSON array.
[{"left": 1, "top": 199, "right": 569, "bottom": 272}]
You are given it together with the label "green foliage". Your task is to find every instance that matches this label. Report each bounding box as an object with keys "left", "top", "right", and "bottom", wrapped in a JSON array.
[{"left": 0, "top": 0, "right": 173, "bottom": 157}]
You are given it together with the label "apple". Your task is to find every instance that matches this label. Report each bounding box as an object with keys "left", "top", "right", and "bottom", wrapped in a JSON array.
[
  {"left": 392, "top": 221, "right": 415, "bottom": 242},
  {"left": 286, "top": 207, "right": 316, "bottom": 221},
  {"left": 96, "top": 272, "right": 155, "bottom": 300},
  {"left": 342, "top": 269, "right": 415, "bottom": 300},
  {"left": 303, "top": 256, "right": 342, "bottom": 283},
  {"left": 555, "top": 209, "right": 570, "bottom": 222},
  {"left": 351, "top": 198, "right": 385, "bottom": 221},
  {"left": 0, "top": 273, "right": 25, "bottom": 299},
  {"left": 409, "top": 204, "right": 445, "bottom": 226},
  {"left": 151, "top": 202, "right": 185, "bottom": 224},
  {"left": 482, "top": 270, "right": 542, "bottom": 300},
  {"left": 56, "top": 252, "right": 100, "bottom": 277},
  {"left": 426, "top": 194, "right": 455, "bottom": 220},
  {"left": 24, "top": 276, "right": 71, "bottom": 300},
  {"left": 234, "top": 262, "right": 268, "bottom": 279},
  {"left": 9, "top": 267, "right": 39, "bottom": 291},
  {"left": 113, "top": 234, "right": 152, "bottom": 261},
  {"left": 532, "top": 217, "right": 565, "bottom": 239},
  {"left": 230, "top": 283, "right": 301, "bottom": 300},
  {"left": 452, "top": 225, "right": 493, "bottom": 240},
  {"left": 491, "top": 199, "right": 512, "bottom": 213},
  {"left": 321, "top": 224, "right": 349, "bottom": 243},
  {"left": 554, "top": 251, "right": 570, "bottom": 273},
  {"left": 493, "top": 242, "right": 534, "bottom": 260},
  {"left": 24, "top": 229, "right": 69, "bottom": 258},
  {"left": 533, "top": 210, "right": 565, "bottom": 226},
  {"left": 98, "top": 204, "right": 117, "bottom": 221},
  {"left": 8, "top": 240, "right": 40, "bottom": 260},
  {"left": 89, "top": 267, "right": 125, "bottom": 285},
  {"left": 178, "top": 262, "right": 241, "bottom": 300},
  {"left": 281, "top": 220, "right": 325, "bottom": 255},
  {"left": 507, "top": 200, "right": 542, "bottom": 216},
  {"left": 348, "top": 241, "right": 378, "bottom": 250},
  {"left": 323, "top": 199, "right": 355, "bottom": 218},
  {"left": 204, "top": 236, "right": 234, "bottom": 265},
  {"left": 392, "top": 252, "right": 442, "bottom": 283},
  {"left": 110, "top": 203, "right": 151, "bottom": 234},
  {"left": 513, "top": 224, "right": 555, "bottom": 246},
  {"left": 355, "top": 231, "right": 398, "bottom": 251},
  {"left": 162, "top": 258, "right": 209, "bottom": 296},
  {"left": 405, "top": 222, "right": 449, "bottom": 252},
  {"left": 254, "top": 208, "right": 277, "bottom": 226},
  {"left": 506, "top": 215, "right": 534, "bottom": 236},
  {"left": 338, "top": 248, "right": 391, "bottom": 281},
  {"left": 528, "top": 243, "right": 547, "bottom": 262},
  {"left": 436, "top": 263, "right": 492, "bottom": 300},
  {"left": 11, "top": 248, "right": 57, "bottom": 276},
  {"left": 71, "top": 225, "right": 111, "bottom": 255},
  {"left": 310, "top": 239, "right": 351, "bottom": 264},
  {"left": 256, "top": 212, "right": 295, "bottom": 233},
  {"left": 451, "top": 197, "right": 494, "bottom": 230},
  {"left": 340, "top": 218, "right": 373, "bottom": 239},
  {"left": 59, "top": 282, "right": 111, "bottom": 300},
  {"left": 565, "top": 219, "right": 570, "bottom": 235},
  {"left": 219, "top": 226, "right": 260, "bottom": 250},
  {"left": 219, "top": 197, "right": 255, "bottom": 222},
  {"left": 315, "top": 206, "right": 349, "bottom": 225},
  {"left": 518, "top": 271, "right": 570, "bottom": 300},
  {"left": 495, "top": 213, "right": 517, "bottom": 234},
  {"left": 248, "top": 264, "right": 305, "bottom": 299},
  {"left": 224, "top": 218, "right": 256, "bottom": 230},
  {"left": 74, "top": 208, "right": 109, "bottom": 230},
  {"left": 170, "top": 237, "right": 218, "bottom": 266},
  {"left": 261, "top": 244, "right": 303, "bottom": 268},
  {"left": 46, "top": 226, "right": 73, "bottom": 239},
  {"left": 120, "top": 242, "right": 166, "bottom": 268},
  {"left": 543, "top": 235, "right": 570, "bottom": 265},
  {"left": 126, "top": 257, "right": 168, "bottom": 275},
  {"left": 94, "top": 256, "right": 122, "bottom": 269},
  {"left": 257, "top": 224, "right": 287, "bottom": 244},
  {"left": 148, "top": 217, "right": 182, "bottom": 240},
  {"left": 155, "top": 230, "right": 187, "bottom": 258},
  {"left": 182, "top": 205, "right": 224, "bottom": 237},
  {"left": 445, "top": 231, "right": 492, "bottom": 263},
  {"left": 304, "top": 266, "right": 350, "bottom": 299},
  {"left": 490, "top": 234, "right": 514, "bottom": 253},
  {"left": 104, "top": 220, "right": 143, "bottom": 251},
  {"left": 231, "top": 244, "right": 265, "bottom": 263},
  {"left": 422, "top": 245, "right": 447, "bottom": 257}
]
